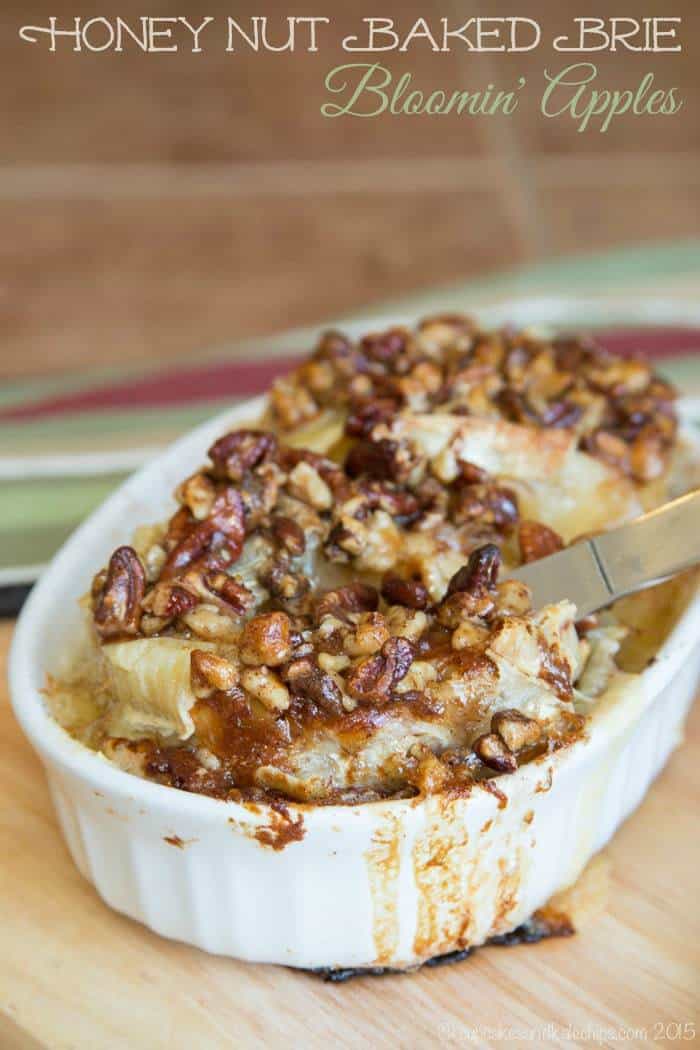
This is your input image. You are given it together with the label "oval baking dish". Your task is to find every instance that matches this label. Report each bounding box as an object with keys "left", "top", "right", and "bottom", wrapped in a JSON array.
[{"left": 9, "top": 322, "right": 700, "bottom": 971}]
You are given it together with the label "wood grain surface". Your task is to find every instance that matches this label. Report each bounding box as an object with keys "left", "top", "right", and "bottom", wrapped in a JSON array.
[
  {"left": 1, "top": 0, "right": 699, "bottom": 380},
  {"left": 1, "top": 620, "right": 698, "bottom": 1049}
]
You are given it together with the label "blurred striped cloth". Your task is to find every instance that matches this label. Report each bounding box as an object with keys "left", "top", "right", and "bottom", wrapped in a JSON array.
[{"left": 2, "top": 241, "right": 700, "bottom": 590}]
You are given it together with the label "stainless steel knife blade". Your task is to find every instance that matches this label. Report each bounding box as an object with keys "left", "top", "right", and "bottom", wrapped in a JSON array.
[{"left": 509, "top": 489, "right": 700, "bottom": 617}]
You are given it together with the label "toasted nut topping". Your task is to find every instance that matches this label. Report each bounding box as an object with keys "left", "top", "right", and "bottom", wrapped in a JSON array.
[
  {"left": 162, "top": 488, "right": 246, "bottom": 578},
  {"left": 345, "top": 612, "right": 390, "bottom": 657},
  {"left": 495, "top": 578, "right": 532, "bottom": 616},
  {"left": 204, "top": 572, "right": 255, "bottom": 615},
  {"left": 240, "top": 667, "right": 290, "bottom": 712},
  {"left": 472, "top": 732, "right": 517, "bottom": 774},
  {"left": 451, "top": 620, "right": 489, "bottom": 650},
  {"left": 384, "top": 605, "right": 428, "bottom": 643},
  {"left": 208, "top": 429, "right": 278, "bottom": 482},
  {"left": 176, "top": 473, "right": 216, "bottom": 520},
  {"left": 270, "top": 515, "right": 306, "bottom": 556},
  {"left": 282, "top": 656, "right": 343, "bottom": 713},
  {"left": 93, "top": 546, "right": 145, "bottom": 639},
  {"left": 345, "top": 438, "right": 403, "bottom": 482},
  {"left": 240, "top": 612, "right": 292, "bottom": 667},
  {"left": 491, "top": 709, "right": 541, "bottom": 752},
  {"left": 346, "top": 397, "right": 400, "bottom": 438},
  {"left": 315, "top": 583, "right": 379, "bottom": 622},
  {"left": 518, "top": 520, "right": 564, "bottom": 564},
  {"left": 141, "top": 580, "right": 197, "bottom": 621},
  {"left": 446, "top": 543, "right": 501, "bottom": 597},
  {"left": 451, "top": 483, "right": 519, "bottom": 532},
  {"left": 381, "top": 573, "right": 429, "bottom": 610},
  {"left": 191, "top": 650, "right": 239, "bottom": 698},
  {"left": 346, "top": 637, "right": 414, "bottom": 704},
  {"left": 287, "top": 461, "right": 333, "bottom": 510}
]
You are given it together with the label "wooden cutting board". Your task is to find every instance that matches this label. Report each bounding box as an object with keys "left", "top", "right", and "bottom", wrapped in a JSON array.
[{"left": 1, "top": 620, "right": 698, "bottom": 1050}]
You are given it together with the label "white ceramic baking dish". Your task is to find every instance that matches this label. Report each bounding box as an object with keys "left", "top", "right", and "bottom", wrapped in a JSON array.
[{"left": 9, "top": 312, "right": 700, "bottom": 971}]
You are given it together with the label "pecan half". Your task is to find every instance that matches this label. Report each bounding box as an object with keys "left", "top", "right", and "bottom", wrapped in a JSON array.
[
  {"left": 381, "top": 573, "right": 429, "bottom": 610},
  {"left": 93, "top": 546, "right": 145, "bottom": 639},
  {"left": 162, "top": 488, "right": 245, "bottom": 578},
  {"left": 346, "top": 637, "right": 413, "bottom": 704},
  {"left": 208, "top": 429, "right": 278, "bottom": 482},
  {"left": 518, "top": 521, "right": 564, "bottom": 564}
]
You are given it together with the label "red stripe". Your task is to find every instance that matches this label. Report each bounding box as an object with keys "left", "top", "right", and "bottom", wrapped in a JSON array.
[
  {"left": 593, "top": 327, "right": 700, "bottom": 360},
  {"left": 2, "top": 327, "right": 698, "bottom": 424},
  {"left": 0, "top": 355, "right": 303, "bottom": 423}
]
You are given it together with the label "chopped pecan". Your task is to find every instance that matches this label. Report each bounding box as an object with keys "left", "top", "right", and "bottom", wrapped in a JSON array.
[
  {"left": 315, "top": 329, "right": 353, "bottom": 363},
  {"left": 346, "top": 637, "right": 414, "bottom": 704},
  {"left": 345, "top": 612, "right": 389, "bottom": 657},
  {"left": 240, "top": 612, "right": 292, "bottom": 667},
  {"left": 207, "top": 429, "right": 278, "bottom": 482},
  {"left": 204, "top": 572, "right": 255, "bottom": 615},
  {"left": 451, "top": 483, "right": 519, "bottom": 531},
  {"left": 360, "top": 327, "right": 409, "bottom": 366},
  {"left": 472, "top": 732, "right": 517, "bottom": 774},
  {"left": 191, "top": 650, "right": 239, "bottom": 698},
  {"left": 491, "top": 709, "right": 541, "bottom": 752},
  {"left": 357, "top": 480, "right": 420, "bottom": 521},
  {"left": 457, "top": 460, "right": 489, "bottom": 484},
  {"left": 93, "top": 546, "right": 145, "bottom": 639},
  {"left": 261, "top": 562, "right": 311, "bottom": 606},
  {"left": 345, "top": 439, "right": 403, "bottom": 482},
  {"left": 346, "top": 397, "right": 401, "bottom": 438},
  {"left": 581, "top": 430, "right": 631, "bottom": 475},
  {"left": 270, "top": 516, "right": 306, "bottom": 556},
  {"left": 539, "top": 400, "right": 583, "bottom": 429},
  {"left": 381, "top": 573, "right": 429, "bottom": 610},
  {"left": 518, "top": 520, "right": 565, "bottom": 564},
  {"left": 141, "top": 580, "right": 198, "bottom": 620},
  {"left": 176, "top": 473, "right": 216, "bottom": 520},
  {"left": 240, "top": 666, "right": 290, "bottom": 712},
  {"left": 287, "top": 461, "right": 333, "bottom": 510},
  {"left": 315, "top": 583, "right": 379, "bottom": 622},
  {"left": 278, "top": 448, "right": 348, "bottom": 498},
  {"left": 282, "top": 656, "right": 343, "bottom": 714}
]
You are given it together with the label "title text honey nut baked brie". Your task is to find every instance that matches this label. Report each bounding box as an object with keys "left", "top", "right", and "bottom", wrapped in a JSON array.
[{"left": 48, "top": 315, "right": 688, "bottom": 810}]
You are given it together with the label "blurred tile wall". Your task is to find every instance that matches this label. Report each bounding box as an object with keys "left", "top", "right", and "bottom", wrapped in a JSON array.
[{"left": 1, "top": 0, "right": 698, "bottom": 378}]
